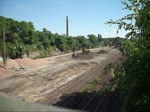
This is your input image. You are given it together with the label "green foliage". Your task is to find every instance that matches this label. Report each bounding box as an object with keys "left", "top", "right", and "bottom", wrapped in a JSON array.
[
  {"left": 88, "top": 34, "right": 99, "bottom": 47},
  {"left": 97, "top": 34, "right": 102, "bottom": 45},
  {"left": 0, "top": 16, "right": 104, "bottom": 59},
  {"left": 83, "top": 77, "right": 101, "bottom": 93},
  {"left": 107, "top": 0, "right": 150, "bottom": 111},
  {"left": 76, "top": 36, "right": 92, "bottom": 48},
  {"left": 91, "top": 79, "right": 98, "bottom": 85}
]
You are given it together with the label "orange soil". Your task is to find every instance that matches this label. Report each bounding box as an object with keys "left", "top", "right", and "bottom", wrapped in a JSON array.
[{"left": 0, "top": 58, "right": 49, "bottom": 78}]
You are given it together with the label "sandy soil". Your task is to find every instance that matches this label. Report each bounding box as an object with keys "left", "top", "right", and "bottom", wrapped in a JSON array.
[{"left": 0, "top": 47, "right": 121, "bottom": 104}]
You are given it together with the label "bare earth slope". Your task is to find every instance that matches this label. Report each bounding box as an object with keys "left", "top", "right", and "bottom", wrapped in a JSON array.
[{"left": 0, "top": 47, "right": 122, "bottom": 105}]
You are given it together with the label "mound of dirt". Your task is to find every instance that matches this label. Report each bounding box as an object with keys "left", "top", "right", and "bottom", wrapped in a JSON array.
[
  {"left": 97, "top": 50, "right": 108, "bottom": 54},
  {"left": 0, "top": 67, "right": 6, "bottom": 78},
  {"left": 7, "top": 59, "right": 20, "bottom": 69},
  {"left": 0, "top": 58, "right": 49, "bottom": 78},
  {"left": 74, "top": 52, "right": 94, "bottom": 60},
  {"left": 15, "top": 58, "right": 37, "bottom": 68},
  {"left": 0, "top": 62, "right": 7, "bottom": 78}
]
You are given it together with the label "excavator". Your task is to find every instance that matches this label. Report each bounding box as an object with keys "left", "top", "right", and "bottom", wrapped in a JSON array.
[{"left": 72, "top": 47, "right": 89, "bottom": 57}]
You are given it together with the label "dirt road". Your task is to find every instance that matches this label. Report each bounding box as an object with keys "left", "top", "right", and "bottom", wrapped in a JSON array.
[{"left": 0, "top": 47, "right": 122, "bottom": 105}]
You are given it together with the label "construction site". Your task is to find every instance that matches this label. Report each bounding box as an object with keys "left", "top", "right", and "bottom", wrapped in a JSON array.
[
  {"left": 1, "top": 0, "right": 149, "bottom": 111},
  {"left": 0, "top": 47, "right": 123, "bottom": 112}
]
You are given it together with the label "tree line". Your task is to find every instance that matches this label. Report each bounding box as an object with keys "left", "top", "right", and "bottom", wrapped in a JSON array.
[{"left": 0, "top": 16, "right": 106, "bottom": 59}]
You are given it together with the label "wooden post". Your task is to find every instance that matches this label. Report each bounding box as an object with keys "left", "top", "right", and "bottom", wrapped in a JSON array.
[{"left": 2, "top": 28, "right": 6, "bottom": 68}]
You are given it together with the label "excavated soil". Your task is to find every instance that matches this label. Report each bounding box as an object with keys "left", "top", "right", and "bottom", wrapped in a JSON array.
[
  {"left": 0, "top": 47, "right": 122, "bottom": 107},
  {"left": 97, "top": 49, "right": 108, "bottom": 54},
  {"left": 73, "top": 52, "right": 95, "bottom": 60}
]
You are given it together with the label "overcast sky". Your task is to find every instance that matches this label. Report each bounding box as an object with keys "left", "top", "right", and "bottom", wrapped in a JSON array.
[{"left": 0, "top": 0, "right": 130, "bottom": 37}]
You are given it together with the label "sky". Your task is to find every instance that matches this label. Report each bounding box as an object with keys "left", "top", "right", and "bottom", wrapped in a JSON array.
[{"left": 0, "top": 0, "right": 130, "bottom": 38}]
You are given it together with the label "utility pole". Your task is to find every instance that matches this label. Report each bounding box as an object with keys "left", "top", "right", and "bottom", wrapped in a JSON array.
[
  {"left": 66, "top": 16, "right": 69, "bottom": 37},
  {"left": 2, "top": 28, "right": 6, "bottom": 68}
]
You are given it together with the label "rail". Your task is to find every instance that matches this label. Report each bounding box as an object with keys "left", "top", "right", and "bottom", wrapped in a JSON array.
[{"left": 53, "top": 52, "right": 119, "bottom": 106}]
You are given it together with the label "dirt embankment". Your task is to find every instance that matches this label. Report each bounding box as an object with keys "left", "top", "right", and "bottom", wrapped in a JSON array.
[
  {"left": 0, "top": 58, "right": 50, "bottom": 78},
  {"left": 0, "top": 47, "right": 108, "bottom": 78},
  {"left": 0, "top": 47, "right": 122, "bottom": 103}
]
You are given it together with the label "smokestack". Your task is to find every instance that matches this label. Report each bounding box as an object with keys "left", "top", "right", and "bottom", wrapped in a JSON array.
[{"left": 66, "top": 16, "right": 69, "bottom": 37}]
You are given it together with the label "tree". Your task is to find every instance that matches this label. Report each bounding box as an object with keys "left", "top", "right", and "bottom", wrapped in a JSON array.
[
  {"left": 67, "top": 37, "right": 76, "bottom": 50},
  {"left": 88, "top": 34, "right": 99, "bottom": 47},
  {"left": 97, "top": 34, "right": 102, "bottom": 45},
  {"left": 107, "top": 0, "right": 150, "bottom": 111},
  {"left": 0, "top": 16, "right": 102, "bottom": 58},
  {"left": 55, "top": 35, "right": 67, "bottom": 52},
  {"left": 76, "top": 36, "right": 91, "bottom": 48}
]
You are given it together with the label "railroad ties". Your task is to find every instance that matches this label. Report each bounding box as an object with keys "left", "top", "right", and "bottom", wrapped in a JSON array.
[{"left": 40, "top": 50, "right": 121, "bottom": 112}]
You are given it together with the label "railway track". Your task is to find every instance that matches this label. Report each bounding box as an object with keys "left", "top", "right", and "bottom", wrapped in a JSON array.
[
  {"left": 53, "top": 52, "right": 121, "bottom": 112},
  {"left": 56, "top": 62, "right": 112, "bottom": 107},
  {"left": 80, "top": 75, "right": 111, "bottom": 112},
  {"left": 56, "top": 70, "right": 112, "bottom": 112},
  {"left": 0, "top": 48, "right": 122, "bottom": 112},
  {"left": 55, "top": 52, "right": 122, "bottom": 112},
  {"left": 38, "top": 50, "right": 121, "bottom": 106}
]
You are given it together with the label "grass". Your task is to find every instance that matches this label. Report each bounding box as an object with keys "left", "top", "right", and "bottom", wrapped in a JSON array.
[{"left": 83, "top": 75, "right": 102, "bottom": 93}]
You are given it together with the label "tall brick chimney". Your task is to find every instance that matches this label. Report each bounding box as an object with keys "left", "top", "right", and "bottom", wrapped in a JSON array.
[{"left": 66, "top": 16, "right": 69, "bottom": 37}]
